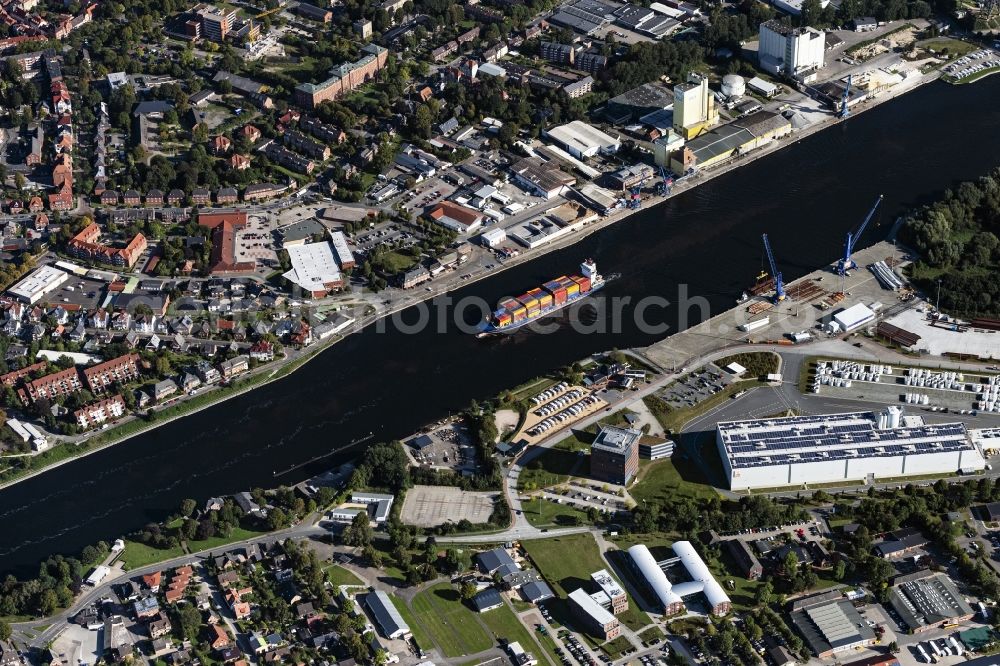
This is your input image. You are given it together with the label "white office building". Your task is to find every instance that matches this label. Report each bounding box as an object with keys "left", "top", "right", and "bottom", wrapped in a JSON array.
[
  {"left": 758, "top": 20, "right": 825, "bottom": 80},
  {"left": 717, "top": 409, "right": 987, "bottom": 490},
  {"left": 627, "top": 542, "right": 731, "bottom": 616}
]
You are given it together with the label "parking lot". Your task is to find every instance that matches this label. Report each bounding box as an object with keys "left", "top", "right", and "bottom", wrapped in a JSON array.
[
  {"left": 396, "top": 177, "right": 457, "bottom": 213},
  {"left": 944, "top": 48, "right": 1000, "bottom": 81},
  {"left": 657, "top": 365, "right": 731, "bottom": 409},
  {"left": 233, "top": 213, "right": 278, "bottom": 268},
  {"left": 406, "top": 422, "right": 478, "bottom": 473},
  {"left": 398, "top": 485, "right": 499, "bottom": 527},
  {"left": 353, "top": 221, "right": 424, "bottom": 256}
]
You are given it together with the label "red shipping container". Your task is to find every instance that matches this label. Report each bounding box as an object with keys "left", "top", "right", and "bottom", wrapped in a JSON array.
[
  {"left": 499, "top": 297, "right": 519, "bottom": 311},
  {"left": 572, "top": 275, "right": 592, "bottom": 293},
  {"left": 550, "top": 287, "right": 567, "bottom": 305}
]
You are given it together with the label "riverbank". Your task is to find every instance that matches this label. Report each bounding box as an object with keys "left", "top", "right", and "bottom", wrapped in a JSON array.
[
  {"left": 0, "top": 66, "right": 944, "bottom": 492},
  {"left": 3, "top": 69, "right": 999, "bottom": 576}
]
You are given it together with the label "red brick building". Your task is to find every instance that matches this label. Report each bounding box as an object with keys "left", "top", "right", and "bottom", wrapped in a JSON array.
[
  {"left": 82, "top": 353, "right": 141, "bottom": 393},
  {"left": 294, "top": 44, "right": 388, "bottom": 109}
]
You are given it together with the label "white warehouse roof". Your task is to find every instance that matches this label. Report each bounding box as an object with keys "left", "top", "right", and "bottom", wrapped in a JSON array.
[
  {"left": 546, "top": 121, "right": 620, "bottom": 157},
  {"left": 283, "top": 242, "right": 343, "bottom": 292},
  {"left": 329, "top": 231, "right": 355, "bottom": 266},
  {"left": 717, "top": 410, "right": 986, "bottom": 490},
  {"left": 747, "top": 76, "right": 779, "bottom": 96},
  {"left": 8, "top": 265, "right": 68, "bottom": 303},
  {"left": 833, "top": 302, "right": 876, "bottom": 332}
]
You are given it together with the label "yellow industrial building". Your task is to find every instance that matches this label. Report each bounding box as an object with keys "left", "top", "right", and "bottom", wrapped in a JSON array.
[
  {"left": 673, "top": 75, "right": 719, "bottom": 140},
  {"left": 669, "top": 111, "right": 792, "bottom": 174}
]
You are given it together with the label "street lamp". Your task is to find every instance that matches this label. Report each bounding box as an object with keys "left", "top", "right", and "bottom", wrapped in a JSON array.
[{"left": 936, "top": 278, "right": 943, "bottom": 312}]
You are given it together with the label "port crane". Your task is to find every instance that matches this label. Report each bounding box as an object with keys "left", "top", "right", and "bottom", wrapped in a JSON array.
[
  {"left": 627, "top": 185, "right": 642, "bottom": 209},
  {"left": 762, "top": 233, "right": 785, "bottom": 302},
  {"left": 656, "top": 166, "right": 673, "bottom": 196},
  {"left": 839, "top": 74, "right": 853, "bottom": 119},
  {"left": 838, "top": 194, "right": 884, "bottom": 275}
]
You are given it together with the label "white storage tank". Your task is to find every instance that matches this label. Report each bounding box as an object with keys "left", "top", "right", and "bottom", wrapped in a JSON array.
[{"left": 721, "top": 74, "right": 746, "bottom": 98}]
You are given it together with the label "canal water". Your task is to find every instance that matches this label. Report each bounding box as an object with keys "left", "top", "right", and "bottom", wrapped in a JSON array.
[{"left": 1, "top": 78, "right": 999, "bottom": 576}]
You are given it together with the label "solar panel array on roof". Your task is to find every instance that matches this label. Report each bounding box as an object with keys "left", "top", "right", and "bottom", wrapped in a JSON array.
[
  {"left": 891, "top": 573, "right": 973, "bottom": 630},
  {"left": 718, "top": 411, "right": 974, "bottom": 469}
]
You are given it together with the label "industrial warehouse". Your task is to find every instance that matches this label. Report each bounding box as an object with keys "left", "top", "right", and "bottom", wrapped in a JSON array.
[
  {"left": 627, "top": 542, "right": 731, "bottom": 616},
  {"left": 717, "top": 408, "right": 987, "bottom": 491}
]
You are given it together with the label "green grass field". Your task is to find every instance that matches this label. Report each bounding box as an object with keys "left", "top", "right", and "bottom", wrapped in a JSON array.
[
  {"left": 601, "top": 636, "right": 634, "bottom": 659},
  {"left": 523, "top": 498, "right": 591, "bottom": 528},
  {"left": 120, "top": 540, "right": 185, "bottom": 570},
  {"left": 372, "top": 250, "right": 417, "bottom": 274},
  {"left": 410, "top": 583, "right": 493, "bottom": 657},
  {"left": 189, "top": 527, "right": 267, "bottom": 553},
  {"left": 919, "top": 37, "right": 978, "bottom": 58},
  {"left": 629, "top": 458, "right": 717, "bottom": 504},
  {"left": 325, "top": 565, "right": 364, "bottom": 587},
  {"left": 479, "top": 603, "right": 555, "bottom": 666},
  {"left": 392, "top": 597, "right": 436, "bottom": 653},
  {"left": 522, "top": 534, "right": 607, "bottom": 596}
]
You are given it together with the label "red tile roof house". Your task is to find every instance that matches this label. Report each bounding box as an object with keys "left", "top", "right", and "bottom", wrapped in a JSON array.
[
  {"left": 209, "top": 624, "right": 232, "bottom": 650},
  {"left": 141, "top": 571, "right": 162, "bottom": 592},
  {"left": 426, "top": 201, "right": 484, "bottom": 234},
  {"left": 240, "top": 125, "right": 262, "bottom": 143},
  {"left": 229, "top": 154, "right": 251, "bottom": 170},
  {"left": 211, "top": 135, "right": 232, "bottom": 155}
]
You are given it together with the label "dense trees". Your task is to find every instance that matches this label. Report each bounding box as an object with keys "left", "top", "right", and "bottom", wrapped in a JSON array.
[
  {"left": 834, "top": 478, "right": 1000, "bottom": 600},
  {"left": 0, "top": 541, "right": 109, "bottom": 617},
  {"left": 902, "top": 168, "right": 1000, "bottom": 316},
  {"left": 349, "top": 441, "right": 411, "bottom": 491},
  {"left": 631, "top": 493, "right": 807, "bottom": 537},
  {"left": 601, "top": 40, "right": 704, "bottom": 97}
]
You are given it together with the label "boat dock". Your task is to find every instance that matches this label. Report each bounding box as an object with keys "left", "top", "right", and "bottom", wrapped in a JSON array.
[{"left": 642, "top": 241, "right": 914, "bottom": 370}]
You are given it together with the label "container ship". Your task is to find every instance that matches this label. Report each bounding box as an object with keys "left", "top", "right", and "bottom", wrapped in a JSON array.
[{"left": 478, "top": 259, "right": 605, "bottom": 336}]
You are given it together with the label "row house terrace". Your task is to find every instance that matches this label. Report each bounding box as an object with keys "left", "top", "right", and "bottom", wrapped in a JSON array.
[{"left": 82, "top": 353, "right": 141, "bottom": 393}]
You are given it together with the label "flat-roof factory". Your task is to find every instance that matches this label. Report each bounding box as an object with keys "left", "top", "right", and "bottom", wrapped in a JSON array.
[
  {"left": 545, "top": 121, "right": 620, "bottom": 159},
  {"left": 717, "top": 408, "right": 987, "bottom": 491},
  {"left": 510, "top": 157, "right": 576, "bottom": 199},
  {"left": 627, "top": 542, "right": 731, "bottom": 616},
  {"left": 7, "top": 265, "right": 69, "bottom": 303},
  {"left": 888, "top": 570, "right": 974, "bottom": 633},
  {"left": 548, "top": 0, "right": 612, "bottom": 35},
  {"left": 789, "top": 591, "right": 876, "bottom": 657},
  {"left": 669, "top": 111, "right": 791, "bottom": 174}
]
